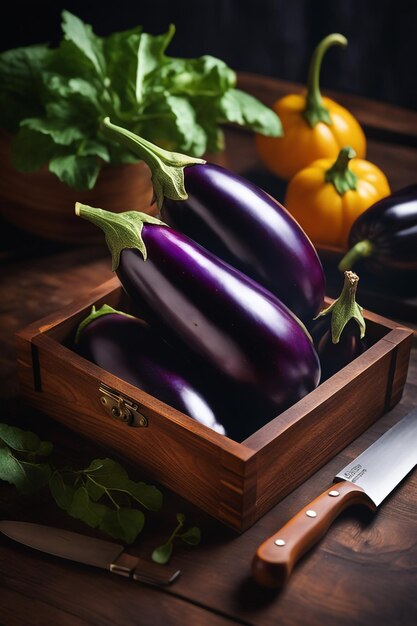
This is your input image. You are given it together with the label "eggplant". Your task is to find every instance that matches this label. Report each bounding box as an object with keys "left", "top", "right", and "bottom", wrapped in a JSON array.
[
  {"left": 76, "top": 204, "right": 321, "bottom": 436},
  {"left": 339, "top": 184, "right": 417, "bottom": 276},
  {"left": 100, "top": 117, "right": 325, "bottom": 323},
  {"left": 75, "top": 304, "right": 227, "bottom": 435},
  {"left": 311, "top": 271, "right": 367, "bottom": 382}
]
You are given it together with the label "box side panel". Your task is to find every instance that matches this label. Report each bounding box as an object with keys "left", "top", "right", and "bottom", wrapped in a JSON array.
[
  {"left": 250, "top": 332, "right": 409, "bottom": 522},
  {"left": 18, "top": 338, "right": 251, "bottom": 531},
  {"left": 381, "top": 329, "right": 414, "bottom": 409}
]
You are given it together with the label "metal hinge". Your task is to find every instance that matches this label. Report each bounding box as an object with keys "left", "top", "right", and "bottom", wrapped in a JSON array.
[{"left": 99, "top": 383, "right": 149, "bottom": 428}]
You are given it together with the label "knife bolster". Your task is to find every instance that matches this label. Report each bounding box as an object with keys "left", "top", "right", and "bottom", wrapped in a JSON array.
[
  {"left": 110, "top": 552, "right": 137, "bottom": 577},
  {"left": 111, "top": 551, "right": 180, "bottom": 586}
]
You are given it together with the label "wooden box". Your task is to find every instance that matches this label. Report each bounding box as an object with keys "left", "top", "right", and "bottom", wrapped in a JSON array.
[{"left": 15, "top": 277, "right": 413, "bottom": 532}]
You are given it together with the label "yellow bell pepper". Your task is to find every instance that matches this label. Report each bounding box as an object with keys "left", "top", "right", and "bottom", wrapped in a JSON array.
[
  {"left": 284, "top": 146, "right": 391, "bottom": 250},
  {"left": 255, "top": 33, "right": 366, "bottom": 181}
]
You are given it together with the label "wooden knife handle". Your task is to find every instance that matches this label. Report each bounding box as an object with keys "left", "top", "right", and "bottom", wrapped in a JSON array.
[{"left": 251, "top": 481, "right": 376, "bottom": 588}]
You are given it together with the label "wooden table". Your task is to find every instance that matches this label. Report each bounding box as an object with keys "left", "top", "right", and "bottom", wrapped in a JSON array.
[{"left": 0, "top": 74, "right": 416, "bottom": 626}]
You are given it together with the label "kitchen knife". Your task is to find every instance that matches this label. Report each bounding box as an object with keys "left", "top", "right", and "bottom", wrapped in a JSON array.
[
  {"left": 252, "top": 407, "right": 417, "bottom": 588},
  {"left": 0, "top": 521, "right": 180, "bottom": 587}
]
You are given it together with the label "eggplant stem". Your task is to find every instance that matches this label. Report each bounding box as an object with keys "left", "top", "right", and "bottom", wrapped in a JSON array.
[
  {"left": 338, "top": 239, "right": 374, "bottom": 272},
  {"left": 315, "top": 270, "right": 365, "bottom": 343},
  {"left": 75, "top": 304, "right": 134, "bottom": 343},
  {"left": 75, "top": 203, "right": 166, "bottom": 270},
  {"left": 100, "top": 117, "right": 205, "bottom": 209}
]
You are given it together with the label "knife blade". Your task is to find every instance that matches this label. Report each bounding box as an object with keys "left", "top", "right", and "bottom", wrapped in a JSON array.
[
  {"left": 252, "top": 407, "right": 417, "bottom": 588},
  {"left": 0, "top": 521, "right": 180, "bottom": 587}
]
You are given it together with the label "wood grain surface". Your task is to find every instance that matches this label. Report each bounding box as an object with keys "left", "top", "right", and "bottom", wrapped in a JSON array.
[{"left": 0, "top": 73, "right": 416, "bottom": 626}]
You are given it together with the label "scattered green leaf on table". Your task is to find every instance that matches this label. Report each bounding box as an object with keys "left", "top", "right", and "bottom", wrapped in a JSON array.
[
  {"left": 0, "top": 446, "right": 51, "bottom": 494},
  {"left": 0, "top": 423, "right": 53, "bottom": 456},
  {"left": 152, "top": 513, "right": 201, "bottom": 564}
]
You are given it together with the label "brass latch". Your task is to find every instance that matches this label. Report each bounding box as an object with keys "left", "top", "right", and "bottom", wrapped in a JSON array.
[{"left": 99, "top": 384, "right": 149, "bottom": 428}]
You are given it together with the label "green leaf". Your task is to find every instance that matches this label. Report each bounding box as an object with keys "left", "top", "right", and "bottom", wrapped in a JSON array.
[
  {"left": 78, "top": 140, "right": 110, "bottom": 162},
  {"left": 176, "top": 513, "right": 185, "bottom": 525},
  {"left": 127, "top": 481, "right": 163, "bottom": 512},
  {"left": 0, "top": 45, "right": 51, "bottom": 132},
  {"left": 11, "top": 127, "right": 55, "bottom": 172},
  {"left": 68, "top": 486, "right": 108, "bottom": 528},
  {"left": 218, "top": 88, "right": 282, "bottom": 137},
  {"left": 151, "top": 542, "right": 173, "bottom": 565},
  {"left": 84, "top": 458, "right": 163, "bottom": 510},
  {"left": 49, "top": 471, "right": 76, "bottom": 511},
  {"left": 135, "top": 25, "right": 175, "bottom": 103},
  {"left": 61, "top": 10, "right": 105, "bottom": 76},
  {"left": 99, "top": 507, "right": 145, "bottom": 544},
  {"left": 181, "top": 526, "right": 201, "bottom": 546},
  {"left": 0, "top": 423, "right": 53, "bottom": 456},
  {"left": 49, "top": 154, "right": 101, "bottom": 190},
  {"left": 142, "top": 95, "right": 207, "bottom": 156},
  {"left": 41, "top": 74, "right": 102, "bottom": 116},
  {"left": 155, "top": 55, "right": 236, "bottom": 96},
  {"left": 102, "top": 27, "right": 142, "bottom": 112},
  {"left": 22, "top": 116, "right": 85, "bottom": 146},
  {"left": 0, "top": 447, "right": 51, "bottom": 494}
]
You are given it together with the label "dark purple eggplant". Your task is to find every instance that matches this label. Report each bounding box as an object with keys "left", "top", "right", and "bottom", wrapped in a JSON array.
[
  {"left": 75, "top": 304, "right": 227, "bottom": 435},
  {"left": 312, "top": 271, "right": 367, "bottom": 382},
  {"left": 75, "top": 204, "right": 321, "bottom": 434},
  {"left": 339, "top": 184, "right": 417, "bottom": 277},
  {"left": 100, "top": 117, "right": 325, "bottom": 323}
]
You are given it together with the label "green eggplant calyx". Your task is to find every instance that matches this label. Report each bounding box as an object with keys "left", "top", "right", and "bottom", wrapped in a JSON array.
[
  {"left": 100, "top": 117, "right": 206, "bottom": 209},
  {"left": 338, "top": 239, "right": 374, "bottom": 272},
  {"left": 75, "top": 304, "right": 134, "bottom": 343},
  {"left": 314, "top": 270, "right": 366, "bottom": 343},
  {"left": 325, "top": 146, "right": 358, "bottom": 195},
  {"left": 303, "top": 33, "right": 348, "bottom": 128},
  {"left": 75, "top": 203, "right": 166, "bottom": 270}
]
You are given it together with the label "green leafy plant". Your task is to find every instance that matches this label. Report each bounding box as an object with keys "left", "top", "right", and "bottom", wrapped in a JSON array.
[
  {"left": 0, "top": 423, "right": 53, "bottom": 494},
  {"left": 49, "top": 458, "right": 163, "bottom": 544},
  {"left": 0, "top": 10, "right": 282, "bottom": 191},
  {"left": 152, "top": 512, "right": 201, "bottom": 564},
  {"left": 0, "top": 422, "right": 198, "bottom": 548}
]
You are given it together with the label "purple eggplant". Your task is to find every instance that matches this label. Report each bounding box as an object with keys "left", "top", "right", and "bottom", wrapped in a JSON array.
[
  {"left": 312, "top": 271, "right": 367, "bottom": 382},
  {"left": 100, "top": 117, "right": 325, "bottom": 323},
  {"left": 75, "top": 304, "right": 227, "bottom": 435},
  {"left": 339, "top": 184, "right": 417, "bottom": 277},
  {"left": 76, "top": 204, "right": 321, "bottom": 436}
]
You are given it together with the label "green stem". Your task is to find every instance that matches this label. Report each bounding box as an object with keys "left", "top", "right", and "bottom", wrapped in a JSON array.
[
  {"left": 315, "top": 271, "right": 366, "bottom": 343},
  {"left": 166, "top": 518, "right": 185, "bottom": 545},
  {"left": 303, "top": 33, "right": 348, "bottom": 128},
  {"left": 338, "top": 240, "right": 375, "bottom": 272},
  {"left": 75, "top": 203, "right": 166, "bottom": 270},
  {"left": 86, "top": 475, "right": 120, "bottom": 510},
  {"left": 100, "top": 117, "right": 206, "bottom": 209},
  {"left": 324, "top": 147, "right": 358, "bottom": 195},
  {"left": 75, "top": 304, "right": 134, "bottom": 344}
]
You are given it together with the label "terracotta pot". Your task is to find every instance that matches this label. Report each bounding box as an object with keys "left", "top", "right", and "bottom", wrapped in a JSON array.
[{"left": 0, "top": 129, "right": 156, "bottom": 244}]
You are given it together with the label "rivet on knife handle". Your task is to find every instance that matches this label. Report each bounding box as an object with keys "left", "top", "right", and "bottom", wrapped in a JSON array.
[{"left": 251, "top": 482, "right": 376, "bottom": 588}]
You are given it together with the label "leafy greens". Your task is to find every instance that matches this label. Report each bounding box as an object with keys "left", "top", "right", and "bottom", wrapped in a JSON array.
[{"left": 0, "top": 10, "right": 282, "bottom": 190}]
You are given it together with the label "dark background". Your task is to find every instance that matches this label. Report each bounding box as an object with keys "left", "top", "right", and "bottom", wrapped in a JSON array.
[{"left": 1, "top": 0, "right": 417, "bottom": 110}]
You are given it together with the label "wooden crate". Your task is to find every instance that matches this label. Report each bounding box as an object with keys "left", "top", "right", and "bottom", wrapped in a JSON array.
[{"left": 15, "top": 277, "right": 413, "bottom": 532}]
